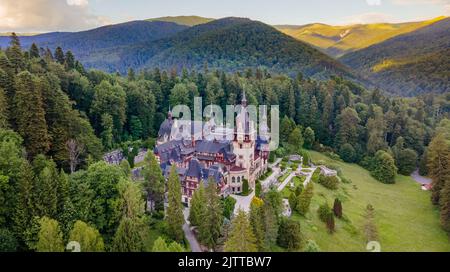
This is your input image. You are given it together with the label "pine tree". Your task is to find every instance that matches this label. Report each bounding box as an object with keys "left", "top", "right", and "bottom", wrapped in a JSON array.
[
  {"left": 262, "top": 203, "right": 278, "bottom": 249},
  {"left": 29, "top": 43, "right": 40, "bottom": 59},
  {"left": 12, "top": 161, "right": 34, "bottom": 245},
  {"left": 64, "top": 50, "right": 75, "bottom": 70},
  {"left": 32, "top": 156, "right": 59, "bottom": 218},
  {"left": 188, "top": 182, "right": 206, "bottom": 227},
  {"left": 6, "top": 33, "right": 24, "bottom": 73},
  {"left": 100, "top": 113, "right": 113, "bottom": 149},
  {"left": 142, "top": 152, "right": 165, "bottom": 212},
  {"left": 428, "top": 134, "right": 450, "bottom": 205},
  {"left": 0, "top": 88, "right": 8, "bottom": 129},
  {"left": 54, "top": 47, "right": 65, "bottom": 64},
  {"left": 166, "top": 165, "right": 185, "bottom": 242},
  {"left": 224, "top": 210, "right": 257, "bottom": 252},
  {"left": 277, "top": 218, "right": 302, "bottom": 251},
  {"left": 198, "top": 180, "right": 223, "bottom": 250},
  {"left": 36, "top": 217, "right": 64, "bottom": 252},
  {"left": 14, "top": 72, "right": 50, "bottom": 158},
  {"left": 111, "top": 217, "right": 144, "bottom": 252},
  {"left": 69, "top": 221, "right": 104, "bottom": 252},
  {"left": 439, "top": 176, "right": 450, "bottom": 232},
  {"left": 249, "top": 198, "right": 265, "bottom": 251}
]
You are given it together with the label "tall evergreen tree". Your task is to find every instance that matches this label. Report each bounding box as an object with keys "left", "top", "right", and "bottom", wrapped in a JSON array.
[
  {"left": 111, "top": 217, "right": 144, "bottom": 252},
  {"left": 166, "top": 165, "right": 185, "bottom": 242},
  {"left": 14, "top": 72, "right": 50, "bottom": 158},
  {"left": 29, "top": 43, "right": 40, "bottom": 59},
  {"left": 142, "top": 152, "right": 165, "bottom": 212},
  {"left": 188, "top": 182, "right": 206, "bottom": 227},
  {"left": 249, "top": 198, "right": 265, "bottom": 251},
  {"left": 54, "top": 47, "right": 65, "bottom": 65},
  {"left": 224, "top": 210, "right": 257, "bottom": 252},
  {"left": 0, "top": 88, "right": 9, "bottom": 129},
  {"left": 198, "top": 180, "right": 223, "bottom": 250},
  {"left": 428, "top": 134, "right": 450, "bottom": 205}
]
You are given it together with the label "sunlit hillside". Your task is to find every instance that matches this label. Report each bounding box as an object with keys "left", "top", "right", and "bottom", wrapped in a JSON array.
[
  {"left": 275, "top": 16, "right": 446, "bottom": 57},
  {"left": 147, "top": 15, "right": 214, "bottom": 26}
]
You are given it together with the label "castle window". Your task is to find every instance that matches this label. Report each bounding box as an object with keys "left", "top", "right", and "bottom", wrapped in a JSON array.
[
  {"left": 232, "top": 177, "right": 235, "bottom": 183},
  {"left": 237, "top": 177, "right": 241, "bottom": 183}
]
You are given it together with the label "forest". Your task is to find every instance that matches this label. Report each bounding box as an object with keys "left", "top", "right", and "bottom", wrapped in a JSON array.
[{"left": 0, "top": 34, "right": 449, "bottom": 251}]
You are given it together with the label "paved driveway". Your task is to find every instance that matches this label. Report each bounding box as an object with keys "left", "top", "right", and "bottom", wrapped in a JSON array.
[{"left": 183, "top": 208, "right": 202, "bottom": 252}]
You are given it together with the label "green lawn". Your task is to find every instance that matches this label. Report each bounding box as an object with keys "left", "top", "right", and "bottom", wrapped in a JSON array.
[{"left": 291, "top": 151, "right": 450, "bottom": 252}]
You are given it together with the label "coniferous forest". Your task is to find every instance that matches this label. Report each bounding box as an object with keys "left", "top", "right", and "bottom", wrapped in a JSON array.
[{"left": 0, "top": 32, "right": 449, "bottom": 252}]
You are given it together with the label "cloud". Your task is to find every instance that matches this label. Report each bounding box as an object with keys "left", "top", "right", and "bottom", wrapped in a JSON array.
[
  {"left": 392, "top": 0, "right": 450, "bottom": 15},
  {"left": 0, "top": 0, "right": 109, "bottom": 32},
  {"left": 366, "top": 0, "right": 382, "bottom": 6},
  {"left": 343, "top": 12, "right": 396, "bottom": 24}
]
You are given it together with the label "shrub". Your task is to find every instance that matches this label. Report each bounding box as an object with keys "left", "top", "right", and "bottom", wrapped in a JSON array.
[
  {"left": 223, "top": 197, "right": 237, "bottom": 220},
  {"left": 304, "top": 239, "right": 321, "bottom": 252},
  {"left": 255, "top": 181, "right": 262, "bottom": 197},
  {"left": 318, "top": 175, "right": 339, "bottom": 190},
  {"left": 288, "top": 192, "right": 298, "bottom": 210},
  {"left": 296, "top": 182, "right": 314, "bottom": 215},
  {"left": 311, "top": 168, "right": 322, "bottom": 183},
  {"left": 333, "top": 198, "right": 343, "bottom": 218},
  {"left": 318, "top": 203, "right": 331, "bottom": 222},
  {"left": 242, "top": 179, "right": 249, "bottom": 195},
  {"left": 371, "top": 151, "right": 397, "bottom": 184}
]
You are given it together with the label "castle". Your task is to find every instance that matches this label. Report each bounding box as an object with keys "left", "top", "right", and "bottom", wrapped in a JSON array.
[{"left": 154, "top": 92, "right": 270, "bottom": 205}]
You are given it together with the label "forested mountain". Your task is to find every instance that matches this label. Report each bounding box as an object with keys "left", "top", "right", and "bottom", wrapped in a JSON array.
[
  {"left": 0, "top": 20, "right": 188, "bottom": 62},
  {"left": 0, "top": 18, "right": 361, "bottom": 82},
  {"left": 341, "top": 17, "right": 450, "bottom": 96},
  {"left": 275, "top": 17, "right": 446, "bottom": 58},
  {"left": 146, "top": 15, "right": 214, "bottom": 26},
  {"left": 85, "top": 18, "right": 360, "bottom": 80}
]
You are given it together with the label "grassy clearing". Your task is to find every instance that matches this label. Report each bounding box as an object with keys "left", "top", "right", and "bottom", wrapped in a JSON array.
[{"left": 290, "top": 151, "right": 450, "bottom": 252}]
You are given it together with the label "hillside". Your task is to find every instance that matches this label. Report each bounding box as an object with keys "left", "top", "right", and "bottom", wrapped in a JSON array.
[
  {"left": 341, "top": 18, "right": 450, "bottom": 96},
  {"left": 147, "top": 15, "right": 214, "bottom": 26},
  {"left": 0, "top": 21, "right": 188, "bottom": 61},
  {"left": 303, "top": 151, "right": 450, "bottom": 252},
  {"left": 88, "top": 17, "right": 360, "bottom": 80},
  {"left": 275, "top": 17, "right": 446, "bottom": 58}
]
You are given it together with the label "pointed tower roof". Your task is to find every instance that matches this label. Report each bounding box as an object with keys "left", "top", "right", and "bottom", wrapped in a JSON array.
[{"left": 241, "top": 90, "right": 247, "bottom": 107}]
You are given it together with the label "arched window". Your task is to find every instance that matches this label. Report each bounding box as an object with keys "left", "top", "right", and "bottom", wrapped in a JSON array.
[
  {"left": 237, "top": 177, "right": 241, "bottom": 183},
  {"left": 232, "top": 177, "right": 235, "bottom": 183},
  {"left": 242, "top": 176, "right": 245, "bottom": 182}
]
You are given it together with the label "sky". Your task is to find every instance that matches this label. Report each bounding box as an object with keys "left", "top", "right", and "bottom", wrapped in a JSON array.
[{"left": 0, "top": 0, "right": 448, "bottom": 32}]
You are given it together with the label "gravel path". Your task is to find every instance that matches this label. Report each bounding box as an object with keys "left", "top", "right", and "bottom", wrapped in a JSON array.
[{"left": 411, "top": 169, "right": 432, "bottom": 184}]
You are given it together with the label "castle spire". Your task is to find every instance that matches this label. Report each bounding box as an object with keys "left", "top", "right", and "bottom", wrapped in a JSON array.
[
  {"left": 242, "top": 90, "right": 247, "bottom": 107},
  {"left": 168, "top": 105, "right": 172, "bottom": 120}
]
